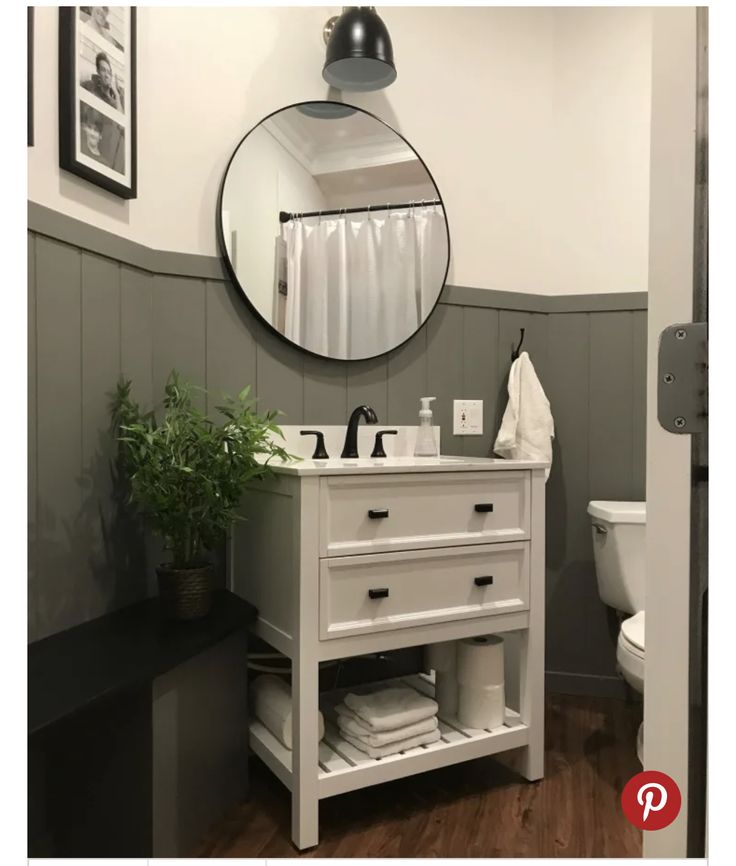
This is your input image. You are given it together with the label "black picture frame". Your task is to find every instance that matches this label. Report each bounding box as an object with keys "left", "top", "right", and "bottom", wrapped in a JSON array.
[
  {"left": 28, "top": 7, "right": 34, "bottom": 147},
  {"left": 59, "top": 7, "right": 137, "bottom": 199}
]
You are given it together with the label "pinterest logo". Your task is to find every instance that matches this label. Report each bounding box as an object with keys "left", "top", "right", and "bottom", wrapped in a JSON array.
[{"left": 621, "top": 771, "right": 682, "bottom": 831}]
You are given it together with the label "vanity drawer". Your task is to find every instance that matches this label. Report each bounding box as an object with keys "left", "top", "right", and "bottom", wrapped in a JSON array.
[
  {"left": 319, "top": 542, "right": 529, "bottom": 639},
  {"left": 319, "top": 471, "right": 530, "bottom": 556}
]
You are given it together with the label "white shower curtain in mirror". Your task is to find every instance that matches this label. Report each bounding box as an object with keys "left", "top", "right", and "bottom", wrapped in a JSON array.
[{"left": 282, "top": 207, "right": 447, "bottom": 359}]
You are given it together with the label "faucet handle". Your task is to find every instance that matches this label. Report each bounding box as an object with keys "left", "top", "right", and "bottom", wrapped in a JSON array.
[
  {"left": 371, "top": 429, "right": 398, "bottom": 459},
  {"left": 300, "top": 430, "right": 329, "bottom": 460}
]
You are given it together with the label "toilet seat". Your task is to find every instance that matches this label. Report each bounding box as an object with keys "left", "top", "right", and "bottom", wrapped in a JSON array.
[
  {"left": 620, "top": 610, "right": 645, "bottom": 653},
  {"left": 617, "top": 611, "right": 645, "bottom": 693}
]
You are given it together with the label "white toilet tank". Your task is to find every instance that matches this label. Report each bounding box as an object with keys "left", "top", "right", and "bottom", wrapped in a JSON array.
[{"left": 588, "top": 501, "right": 646, "bottom": 614}]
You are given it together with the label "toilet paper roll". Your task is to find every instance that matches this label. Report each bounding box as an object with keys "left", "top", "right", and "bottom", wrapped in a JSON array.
[
  {"left": 435, "top": 671, "right": 458, "bottom": 718},
  {"left": 457, "top": 683, "right": 506, "bottom": 730},
  {"left": 456, "top": 635, "right": 504, "bottom": 688},
  {"left": 251, "top": 674, "right": 325, "bottom": 750},
  {"left": 424, "top": 641, "right": 457, "bottom": 674}
]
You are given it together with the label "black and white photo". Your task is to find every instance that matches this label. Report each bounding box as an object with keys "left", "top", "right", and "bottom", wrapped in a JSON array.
[
  {"left": 79, "top": 6, "right": 125, "bottom": 51},
  {"left": 59, "top": 6, "right": 136, "bottom": 198},
  {"left": 79, "top": 38, "right": 125, "bottom": 112},
  {"left": 79, "top": 102, "right": 125, "bottom": 174}
]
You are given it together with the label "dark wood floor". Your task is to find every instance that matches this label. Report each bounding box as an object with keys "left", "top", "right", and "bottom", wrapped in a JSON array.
[{"left": 195, "top": 693, "right": 642, "bottom": 858}]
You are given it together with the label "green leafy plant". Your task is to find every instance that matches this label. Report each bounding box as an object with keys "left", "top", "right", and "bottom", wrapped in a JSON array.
[{"left": 112, "top": 371, "right": 293, "bottom": 568}]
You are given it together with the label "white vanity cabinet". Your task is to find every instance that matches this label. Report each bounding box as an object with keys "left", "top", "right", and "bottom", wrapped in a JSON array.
[{"left": 231, "top": 456, "right": 547, "bottom": 850}]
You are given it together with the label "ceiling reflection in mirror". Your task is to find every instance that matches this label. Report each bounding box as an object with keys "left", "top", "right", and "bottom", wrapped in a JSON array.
[{"left": 219, "top": 102, "right": 450, "bottom": 361}]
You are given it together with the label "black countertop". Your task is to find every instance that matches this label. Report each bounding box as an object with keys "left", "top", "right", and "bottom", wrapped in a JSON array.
[{"left": 28, "top": 590, "right": 257, "bottom": 735}]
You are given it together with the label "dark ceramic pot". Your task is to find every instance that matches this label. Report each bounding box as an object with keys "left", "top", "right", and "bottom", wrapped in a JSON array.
[{"left": 156, "top": 563, "right": 213, "bottom": 621}]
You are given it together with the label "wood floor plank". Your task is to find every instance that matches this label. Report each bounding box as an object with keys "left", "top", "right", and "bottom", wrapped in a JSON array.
[{"left": 194, "top": 693, "right": 642, "bottom": 858}]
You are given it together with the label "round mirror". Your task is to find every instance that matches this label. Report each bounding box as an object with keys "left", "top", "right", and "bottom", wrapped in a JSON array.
[{"left": 218, "top": 101, "right": 450, "bottom": 361}]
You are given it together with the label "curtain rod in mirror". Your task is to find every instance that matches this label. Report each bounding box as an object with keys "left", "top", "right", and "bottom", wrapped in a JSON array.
[{"left": 279, "top": 199, "right": 442, "bottom": 223}]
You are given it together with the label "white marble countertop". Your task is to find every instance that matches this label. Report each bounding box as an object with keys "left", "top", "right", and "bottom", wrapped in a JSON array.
[
  {"left": 262, "top": 454, "right": 548, "bottom": 476},
  {"left": 259, "top": 425, "right": 548, "bottom": 475}
]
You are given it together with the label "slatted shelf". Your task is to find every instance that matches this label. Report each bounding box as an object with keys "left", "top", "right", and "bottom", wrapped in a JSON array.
[{"left": 248, "top": 673, "right": 528, "bottom": 799}]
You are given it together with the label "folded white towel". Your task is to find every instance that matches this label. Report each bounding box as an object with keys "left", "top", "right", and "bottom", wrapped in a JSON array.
[
  {"left": 251, "top": 674, "right": 325, "bottom": 750},
  {"left": 342, "top": 727, "right": 442, "bottom": 759},
  {"left": 336, "top": 703, "right": 438, "bottom": 746},
  {"left": 343, "top": 686, "right": 438, "bottom": 732},
  {"left": 493, "top": 351, "right": 554, "bottom": 480}
]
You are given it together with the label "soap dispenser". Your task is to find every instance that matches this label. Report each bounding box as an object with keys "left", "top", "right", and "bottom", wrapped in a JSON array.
[{"left": 414, "top": 397, "right": 438, "bottom": 457}]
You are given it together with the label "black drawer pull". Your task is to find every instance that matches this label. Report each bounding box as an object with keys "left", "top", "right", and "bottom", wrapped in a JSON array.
[
  {"left": 368, "top": 508, "right": 389, "bottom": 519},
  {"left": 474, "top": 503, "right": 494, "bottom": 513},
  {"left": 368, "top": 588, "right": 389, "bottom": 599},
  {"left": 474, "top": 575, "right": 494, "bottom": 587}
]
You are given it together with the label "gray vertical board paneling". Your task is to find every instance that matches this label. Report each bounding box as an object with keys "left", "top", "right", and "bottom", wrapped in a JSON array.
[
  {"left": 120, "top": 265, "right": 154, "bottom": 409},
  {"left": 632, "top": 311, "right": 648, "bottom": 499},
  {"left": 28, "top": 223, "right": 651, "bottom": 696},
  {"left": 386, "top": 326, "right": 428, "bottom": 426},
  {"left": 544, "top": 313, "right": 613, "bottom": 678},
  {"left": 34, "top": 236, "right": 83, "bottom": 640},
  {"left": 255, "top": 322, "right": 305, "bottom": 423},
  {"left": 461, "top": 307, "right": 499, "bottom": 457},
  {"left": 588, "top": 312, "right": 635, "bottom": 501},
  {"left": 302, "top": 356, "right": 347, "bottom": 425},
  {"left": 81, "top": 252, "right": 124, "bottom": 621},
  {"left": 28, "top": 233, "right": 38, "bottom": 640},
  {"left": 152, "top": 274, "right": 206, "bottom": 408},
  {"left": 426, "top": 304, "right": 465, "bottom": 455},
  {"left": 205, "top": 280, "right": 258, "bottom": 416},
  {"left": 346, "top": 356, "right": 388, "bottom": 423},
  {"left": 117, "top": 265, "right": 154, "bottom": 603},
  {"left": 544, "top": 313, "right": 591, "bottom": 567}
]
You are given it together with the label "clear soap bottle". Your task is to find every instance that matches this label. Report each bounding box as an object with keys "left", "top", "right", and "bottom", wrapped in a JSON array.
[{"left": 414, "top": 397, "right": 438, "bottom": 457}]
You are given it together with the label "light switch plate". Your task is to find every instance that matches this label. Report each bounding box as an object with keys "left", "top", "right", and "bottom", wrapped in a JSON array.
[{"left": 453, "top": 399, "right": 483, "bottom": 435}]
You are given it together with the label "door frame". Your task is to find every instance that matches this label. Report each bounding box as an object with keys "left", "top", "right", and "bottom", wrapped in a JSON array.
[{"left": 643, "top": 6, "right": 707, "bottom": 858}]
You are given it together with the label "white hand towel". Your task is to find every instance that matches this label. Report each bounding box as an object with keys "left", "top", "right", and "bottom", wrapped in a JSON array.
[
  {"left": 493, "top": 351, "right": 554, "bottom": 480},
  {"left": 343, "top": 686, "right": 439, "bottom": 732},
  {"left": 336, "top": 703, "right": 438, "bottom": 746},
  {"left": 342, "top": 727, "right": 442, "bottom": 759}
]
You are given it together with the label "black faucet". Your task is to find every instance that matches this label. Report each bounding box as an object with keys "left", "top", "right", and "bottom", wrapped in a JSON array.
[{"left": 341, "top": 405, "right": 378, "bottom": 458}]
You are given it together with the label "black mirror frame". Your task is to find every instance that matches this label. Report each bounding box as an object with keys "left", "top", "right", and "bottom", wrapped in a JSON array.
[{"left": 216, "top": 100, "right": 451, "bottom": 363}]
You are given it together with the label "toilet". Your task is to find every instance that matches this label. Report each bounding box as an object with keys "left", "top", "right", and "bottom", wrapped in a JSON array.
[{"left": 587, "top": 500, "right": 646, "bottom": 760}]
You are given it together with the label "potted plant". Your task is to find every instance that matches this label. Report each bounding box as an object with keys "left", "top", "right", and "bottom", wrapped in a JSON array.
[{"left": 112, "top": 371, "right": 292, "bottom": 620}]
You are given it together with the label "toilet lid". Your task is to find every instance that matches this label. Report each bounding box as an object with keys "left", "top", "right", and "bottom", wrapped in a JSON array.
[{"left": 620, "top": 611, "right": 645, "bottom": 652}]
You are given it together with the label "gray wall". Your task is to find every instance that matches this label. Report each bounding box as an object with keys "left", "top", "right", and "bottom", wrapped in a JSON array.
[{"left": 28, "top": 203, "right": 646, "bottom": 696}]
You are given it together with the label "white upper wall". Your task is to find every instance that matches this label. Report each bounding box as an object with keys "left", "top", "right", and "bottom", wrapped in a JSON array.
[{"left": 28, "top": 6, "right": 652, "bottom": 295}]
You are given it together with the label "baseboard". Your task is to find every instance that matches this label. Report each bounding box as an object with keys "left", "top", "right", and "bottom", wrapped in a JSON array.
[{"left": 545, "top": 670, "right": 632, "bottom": 700}]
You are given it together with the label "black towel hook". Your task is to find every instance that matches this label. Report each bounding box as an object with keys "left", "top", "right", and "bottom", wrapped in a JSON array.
[{"left": 511, "top": 328, "right": 525, "bottom": 361}]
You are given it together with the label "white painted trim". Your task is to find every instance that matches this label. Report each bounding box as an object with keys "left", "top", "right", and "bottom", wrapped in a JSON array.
[{"left": 643, "top": 7, "right": 697, "bottom": 858}]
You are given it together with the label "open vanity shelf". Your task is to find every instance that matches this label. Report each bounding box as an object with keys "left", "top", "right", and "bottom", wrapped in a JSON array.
[
  {"left": 232, "top": 444, "right": 547, "bottom": 849},
  {"left": 250, "top": 673, "right": 529, "bottom": 800}
]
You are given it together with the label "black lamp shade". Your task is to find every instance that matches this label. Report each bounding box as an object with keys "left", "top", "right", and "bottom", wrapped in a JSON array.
[{"left": 323, "top": 7, "right": 397, "bottom": 92}]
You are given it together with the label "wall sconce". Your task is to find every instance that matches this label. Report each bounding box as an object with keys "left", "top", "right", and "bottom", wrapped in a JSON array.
[{"left": 322, "top": 7, "right": 397, "bottom": 92}]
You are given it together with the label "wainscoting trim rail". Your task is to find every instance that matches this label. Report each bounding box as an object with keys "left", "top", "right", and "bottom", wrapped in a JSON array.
[
  {"left": 443, "top": 285, "right": 648, "bottom": 313},
  {"left": 28, "top": 201, "right": 647, "bottom": 313},
  {"left": 28, "top": 201, "right": 229, "bottom": 281}
]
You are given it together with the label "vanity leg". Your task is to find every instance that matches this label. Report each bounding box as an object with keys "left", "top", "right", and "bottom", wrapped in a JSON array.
[
  {"left": 517, "top": 627, "right": 544, "bottom": 781},
  {"left": 517, "top": 467, "right": 546, "bottom": 781},
  {"left": 291, "top": 652, "right": 320, "bottom": 850}
]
